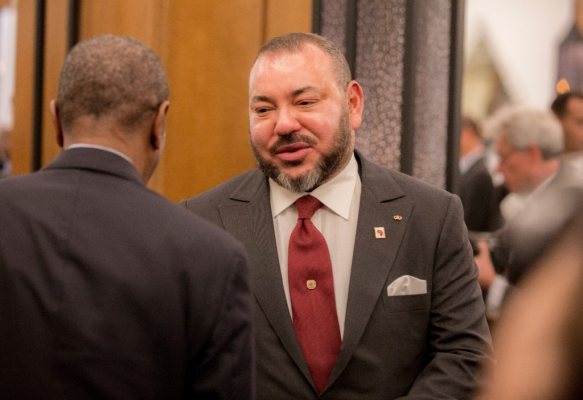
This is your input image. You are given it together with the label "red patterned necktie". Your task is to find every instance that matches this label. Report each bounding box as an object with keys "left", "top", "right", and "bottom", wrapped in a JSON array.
[{"left": 288, "top": 195, "right": 341, "bottom": 393}]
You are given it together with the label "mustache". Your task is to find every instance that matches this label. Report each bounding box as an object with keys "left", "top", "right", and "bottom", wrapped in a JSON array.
[{"left": 268, "top": 133, "right": 317, "bottom": 153}]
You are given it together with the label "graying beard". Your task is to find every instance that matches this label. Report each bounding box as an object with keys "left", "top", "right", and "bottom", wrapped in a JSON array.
[{"left": 274, "top": 167, "right": 322, "bottom": 193}]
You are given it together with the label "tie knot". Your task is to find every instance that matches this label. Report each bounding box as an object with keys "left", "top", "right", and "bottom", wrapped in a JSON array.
[{"left": 295, "top": 195, "right": 322, "bottom": 220}]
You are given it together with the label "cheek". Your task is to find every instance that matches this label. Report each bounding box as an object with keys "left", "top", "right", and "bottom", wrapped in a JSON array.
[
  {"left": 301, "top": 113, "right": 341, "bottom": 142},
  {"left": 249, "top": 123, "right": 274, "bottom": 151},
  {"left": 501, "top": 162, "right": 519, "bottom": 180},
  {"left": 509, "top": 166, "right": 529, "bottom": 185}
]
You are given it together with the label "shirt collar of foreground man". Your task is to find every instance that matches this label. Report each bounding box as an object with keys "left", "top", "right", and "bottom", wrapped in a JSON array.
[
  {"left": 269, "top": 153, "right": 359, "bottom": 219},
  {"left": 181, "top": 32, "right": 492, "bottom": 399}
]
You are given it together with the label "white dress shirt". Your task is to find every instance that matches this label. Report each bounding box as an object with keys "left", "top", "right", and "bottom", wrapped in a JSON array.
[{"left": 270, "top": 154, "right": 361, "bottom": 338}]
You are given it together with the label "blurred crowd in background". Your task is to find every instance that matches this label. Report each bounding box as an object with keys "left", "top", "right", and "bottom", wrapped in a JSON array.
[{"left": 460, "top": 91, "right": 583, "bottom": 399}]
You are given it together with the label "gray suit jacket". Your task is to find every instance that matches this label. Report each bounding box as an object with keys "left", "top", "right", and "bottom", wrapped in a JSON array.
[
  {"left": 181, "top": 151, "right": 491, "bottom": 399},
  {"left": 0, "top": 148, "right": 254, "bottom": 399}
]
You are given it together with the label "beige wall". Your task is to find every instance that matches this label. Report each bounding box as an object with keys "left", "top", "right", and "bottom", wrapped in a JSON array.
[{"left": 12, "top": 0, "right": 312, "bottom": 202}]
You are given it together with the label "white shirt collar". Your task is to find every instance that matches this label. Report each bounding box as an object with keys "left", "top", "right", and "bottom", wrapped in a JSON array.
[
  {"left": 66, "top": 144, "right": 134, "bottom": 166},
  {"left": 269, "top": 154, "right": 359, "bottom": 220},
  {"left": 459, "top": 145, "right": 484, "bottom": 174}
]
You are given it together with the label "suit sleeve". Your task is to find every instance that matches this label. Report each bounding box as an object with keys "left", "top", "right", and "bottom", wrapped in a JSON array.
[
  {"left": 187, "top": 246, "right": 255, "bottom": 399},
  {"left": 404, "top": 195, "right": 493, "bottom": 399}
]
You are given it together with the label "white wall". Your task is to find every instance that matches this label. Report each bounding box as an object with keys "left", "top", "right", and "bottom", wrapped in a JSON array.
[
  {"left": 0, "top": 6, "right": 17, "bottom": 128},
  {"left": 465, "top": 0, "right": 574, "bottom": 109}
]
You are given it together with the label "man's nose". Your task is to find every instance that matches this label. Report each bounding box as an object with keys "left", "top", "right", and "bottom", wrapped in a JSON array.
[{"left": 274, "top": 107, "right": 302, "bottom": 136}]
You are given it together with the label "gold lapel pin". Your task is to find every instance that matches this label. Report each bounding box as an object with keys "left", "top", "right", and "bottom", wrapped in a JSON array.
[
  {"left": 374, "top": 227, "right": 386, "bottom": 239},
  {"left": 306, "top": 280, "right": 316, "bottom": 290},
  {"left": 393, "top": 215, "right": 403, "bottom": 221}
]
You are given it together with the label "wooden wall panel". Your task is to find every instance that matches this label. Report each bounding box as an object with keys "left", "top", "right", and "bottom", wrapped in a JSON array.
[
  {"left": 80, "top": 0, "right": 164, "bottom": 44},
  {"left": 161, "top": 0, "right": 263, "bottom": 202},
  {"left": 12, "top": 0, "right": 69, "bottom": 174},
  {"left": 11, "top": 0, "right": 34, "bottom": 175},
  {"left": 264, "top": 0, "right": 312, "bottom": 42},
  {"left": 41, "top": 0, "right": 68, "bottom": 166},
  {"left": 10, "top": 0, "right": 312, "bottom": 203},
  {"left": 79, "top": 0, "right": 170, "bottom": 193}
]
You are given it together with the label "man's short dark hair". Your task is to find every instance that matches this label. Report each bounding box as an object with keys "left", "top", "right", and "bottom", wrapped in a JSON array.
[
  {"left": 254, "top": 32, "right": 351, "bottom": 92},
  {"left": 57, "top": 35, "right": 169, "bottom": 132},
  {"left": 551, "top": 91, "right": 583, "bottom": 119}
]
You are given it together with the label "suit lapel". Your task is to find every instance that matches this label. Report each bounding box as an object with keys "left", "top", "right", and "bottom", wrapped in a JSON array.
[
  {"left": 217, "top": 171, "right": 313, "bottom": 385},
  {"left": 326, "top": 153, "right": 413, "bottom": 389}
]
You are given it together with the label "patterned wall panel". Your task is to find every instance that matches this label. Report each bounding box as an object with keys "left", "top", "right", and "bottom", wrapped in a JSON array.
[
  {"left": 317, "top": 0, "right": 457, "bottom": 189},
  {"left": 320, "top": 0, "right": 347, "bottom": 54},
  {"left": 354, "top": 0, "right": 405, "bottom": 171},
  {"left": 411, "top": 0, "right": 451, "bottom": 188}
]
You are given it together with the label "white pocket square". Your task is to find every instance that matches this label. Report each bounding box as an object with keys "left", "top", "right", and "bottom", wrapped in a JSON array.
[{"left": 387, "top": 275, "right": 427, "bottom": 296}]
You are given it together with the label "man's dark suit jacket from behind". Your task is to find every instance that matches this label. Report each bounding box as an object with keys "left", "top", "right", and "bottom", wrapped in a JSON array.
[
  {"left": 0, "top": 148, "right": 254, "bottom": 399},
  {"left": 181, "top": 151, "right": 491, "bottom": 399}
]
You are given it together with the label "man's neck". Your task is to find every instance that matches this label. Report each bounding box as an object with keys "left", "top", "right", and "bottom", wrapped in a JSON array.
[{"left": 63, "top": 127, "right": 152, "bottom": 183}]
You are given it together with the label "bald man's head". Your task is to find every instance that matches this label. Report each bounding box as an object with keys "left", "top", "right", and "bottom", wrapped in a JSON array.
[{"left": 57, "top": 35, "right": 169, "bottom": 133}]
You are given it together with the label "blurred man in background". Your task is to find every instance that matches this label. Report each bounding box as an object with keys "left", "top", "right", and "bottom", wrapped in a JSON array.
[
  {"left": 551, "top": 91, "right": 583, "bottom": 171},
  {"left": 474, "top": 108, "right": 578, "bottom": 320},
  {"left": 459, "top": 115, "right": 504, "bottom": 232},
  {"left": 480, "top": 188, "right": 583, "bottom": 400}
]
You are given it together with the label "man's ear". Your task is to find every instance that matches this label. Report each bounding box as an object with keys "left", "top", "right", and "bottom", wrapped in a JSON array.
[
  {"left": 527, "top": 143, "right": 544, "bottom": 161},
  {"left": 49, "top": 100, "right": 64, "bottom": 148},
  {"left": 150, "top": 100, "right": 170, "bottom": 150},
  {"left": 346, "top": 81, "right": 364, "bottom": 130}
]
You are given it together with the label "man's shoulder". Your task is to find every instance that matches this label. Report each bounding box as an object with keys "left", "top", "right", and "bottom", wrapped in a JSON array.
[
  {"left": 0, "top": 171, "right": 51, "bottom": 204},
  {"left": 360, "top": 154, "right": 454, "bottom": 203},
  {"left": 0, "top": 166, "right": 243, "bottom": 256},
  {"left": 460, "top": 160, "right": 494, "bottom": 193},
  {"left": 181, "top": 168, "right": 265, "bottom": 209},
  {"left": 463, "top": 157, "right": 489, "bottom": 179},
  {"left": 555, "top": 158, "right": 583, "bottom": 188}
]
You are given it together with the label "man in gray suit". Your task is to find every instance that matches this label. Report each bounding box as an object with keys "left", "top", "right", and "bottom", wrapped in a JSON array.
[
  {"left": 0, "top": 35, "right": 254, "bottom": 399},
  {"left": 182, "top": 33, "right": 491, "bottom": 399}
]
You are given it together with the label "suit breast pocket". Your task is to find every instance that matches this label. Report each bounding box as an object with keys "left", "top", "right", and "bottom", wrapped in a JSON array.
[{"left": 382, "top": 292, "right": 431, "bottom": 313}]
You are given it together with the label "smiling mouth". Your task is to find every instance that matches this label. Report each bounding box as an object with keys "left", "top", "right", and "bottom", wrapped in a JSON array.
[
  {"left": 275, "top": 143, "right": 309, "bottom": 154},
  {"left": 274, "top": 143, "right": 310, "bottom": 162}
]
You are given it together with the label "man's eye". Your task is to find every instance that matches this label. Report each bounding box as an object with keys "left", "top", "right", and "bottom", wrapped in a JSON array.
[{"left": 256, "top": 107, "right": 269, "bottom": 114}]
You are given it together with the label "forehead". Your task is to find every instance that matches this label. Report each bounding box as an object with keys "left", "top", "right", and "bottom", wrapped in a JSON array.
[{"left": 249, "top": 45, "right": 335, "bottom": 90}]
